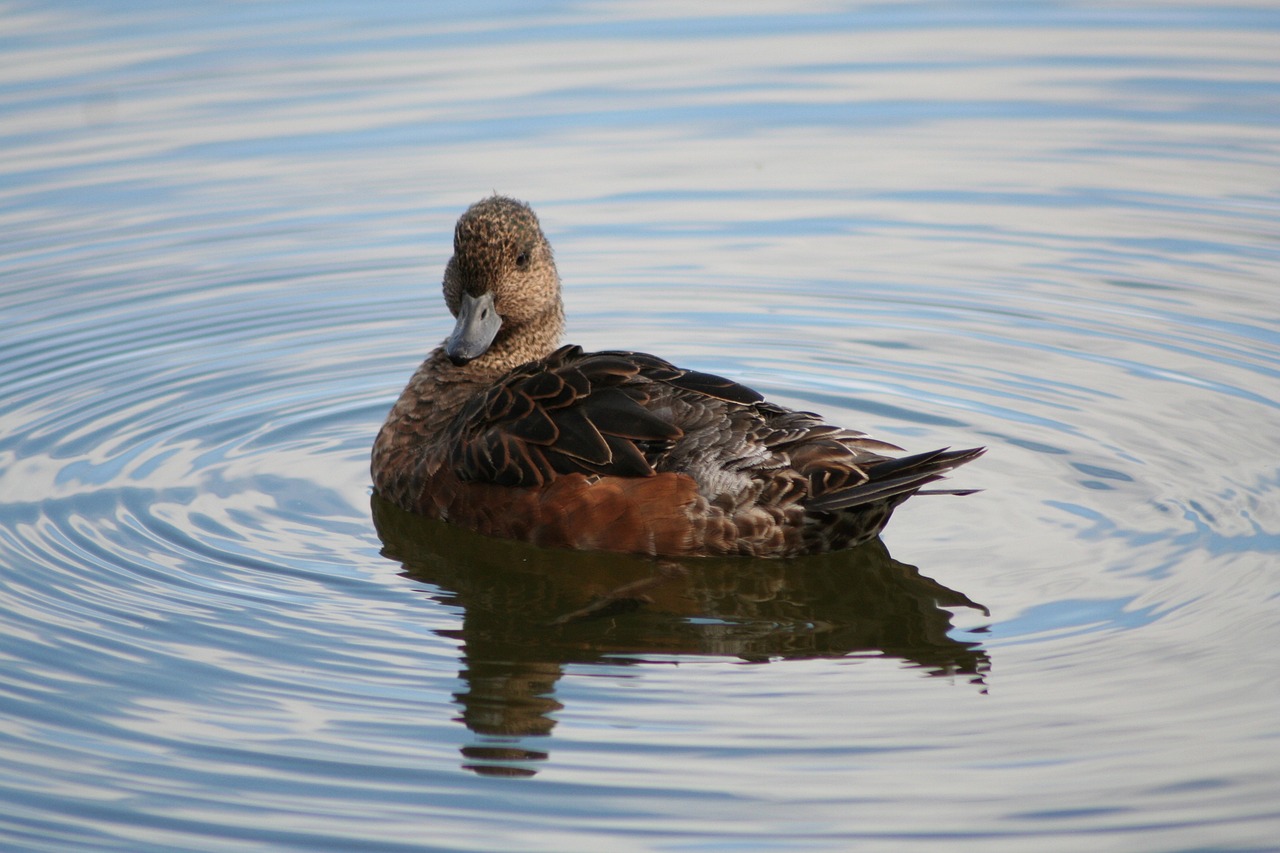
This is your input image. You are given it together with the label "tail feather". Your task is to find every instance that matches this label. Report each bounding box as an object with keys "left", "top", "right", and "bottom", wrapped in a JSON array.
[{"left": 807, "top": 446, "right": 985, "bottom": 513}]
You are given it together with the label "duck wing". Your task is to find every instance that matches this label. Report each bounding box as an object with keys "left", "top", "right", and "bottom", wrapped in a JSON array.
[{"left": 447, "top": 345, "right": 763, "bottom": 488}]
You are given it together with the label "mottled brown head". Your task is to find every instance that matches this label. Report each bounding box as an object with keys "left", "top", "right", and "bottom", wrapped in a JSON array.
[{"left": 442, "top": 196, "right": 563, "bottom": 366}]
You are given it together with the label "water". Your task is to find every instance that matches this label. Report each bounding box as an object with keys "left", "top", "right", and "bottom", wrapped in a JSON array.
[{"left": 2, "top": 2, "right": 1278, "bottom": 850}]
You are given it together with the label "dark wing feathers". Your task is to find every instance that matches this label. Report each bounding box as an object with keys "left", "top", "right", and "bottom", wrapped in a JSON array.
[
  {"left": 598, "top": 433, "right": 655, "bottom": 477},
  {"left": 668, "top": 370, "right": 764, "bottom": 405},
  {"left": 575, "top": 387, "right": 678, "bottom": 439},
  {"left": 450, "top": 346, "right": 695, "bottom": 487},
  {"left": 449, "top": 344, "right": 983, "bottom": 515},
  {"left": 540, "top": 405, "right": 611, "bottom": 465},
  {"left": 506, "top": 404, "right": 557, "bottom": 444}
]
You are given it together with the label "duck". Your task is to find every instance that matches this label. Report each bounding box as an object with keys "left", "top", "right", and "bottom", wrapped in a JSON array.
[{"left": 372, "top": 195, "right": 983, "bottom": 557}]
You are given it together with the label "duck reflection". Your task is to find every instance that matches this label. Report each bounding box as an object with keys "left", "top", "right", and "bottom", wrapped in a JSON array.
[{"left": 372, "top": 496, "right": 989, "bottom": 776}]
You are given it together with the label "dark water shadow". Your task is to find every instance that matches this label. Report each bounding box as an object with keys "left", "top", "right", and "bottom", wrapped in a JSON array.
[{"left": 371, "top": 496, "right": 990, "bottom": 777}]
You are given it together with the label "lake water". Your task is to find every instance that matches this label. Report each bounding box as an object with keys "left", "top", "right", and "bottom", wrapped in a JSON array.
[{"left": 2, "top": 2, "right": 1278, "bottom": 851}]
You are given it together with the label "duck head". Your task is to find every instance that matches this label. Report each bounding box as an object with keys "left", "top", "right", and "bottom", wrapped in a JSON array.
[{"left": 442, "top": 195, "right": 563, "bottom": 367}]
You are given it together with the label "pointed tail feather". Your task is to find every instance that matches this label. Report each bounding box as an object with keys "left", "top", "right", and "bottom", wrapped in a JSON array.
[{"left": 807, "top": 446, "right": 985, "bottom": 513}]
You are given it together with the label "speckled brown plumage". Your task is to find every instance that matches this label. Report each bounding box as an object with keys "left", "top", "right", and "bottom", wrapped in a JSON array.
[{"left": 372, "top": 195, "right": 983, "bottom": 557}]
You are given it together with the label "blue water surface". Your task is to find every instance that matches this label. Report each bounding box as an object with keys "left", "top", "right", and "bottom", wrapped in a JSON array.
[{"left": 1, "top": 2, "right": 1278, "bottom": 851}]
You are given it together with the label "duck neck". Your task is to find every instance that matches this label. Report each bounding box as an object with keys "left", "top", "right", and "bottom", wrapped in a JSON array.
[
  {"left": 460, "top": 300, "right": 565, "bottom": 385},
  {"left": 372, "top": 302, "right": 565, "bottom": 493}
]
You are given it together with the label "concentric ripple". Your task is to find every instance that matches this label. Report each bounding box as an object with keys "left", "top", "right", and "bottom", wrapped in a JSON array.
[{"left": 2, "top": 2, "right": 1279, "bottom": 851}]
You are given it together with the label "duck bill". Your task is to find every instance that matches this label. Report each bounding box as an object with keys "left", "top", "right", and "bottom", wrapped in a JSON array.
[{"left": 445, "top": 291, "right": 501, "bottom": 365}]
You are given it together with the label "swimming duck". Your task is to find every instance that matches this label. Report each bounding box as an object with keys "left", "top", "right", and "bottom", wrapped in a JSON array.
[{"left": 372, "top": 195, "right": 982, "bottom": 557}]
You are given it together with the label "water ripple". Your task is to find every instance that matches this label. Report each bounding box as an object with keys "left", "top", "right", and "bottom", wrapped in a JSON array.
[{"left": 3, "top": 2, "right": 1279, "bottom": 851}]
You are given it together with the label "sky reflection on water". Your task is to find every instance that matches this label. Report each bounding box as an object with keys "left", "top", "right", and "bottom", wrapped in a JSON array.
[{"left": 1, "top": 2, "right": 1278, "bottom": 851}]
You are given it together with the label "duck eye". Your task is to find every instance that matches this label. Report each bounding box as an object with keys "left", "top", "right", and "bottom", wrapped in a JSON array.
[{"left": 515, "top": 251, "right": 529, "bottom": 268}]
